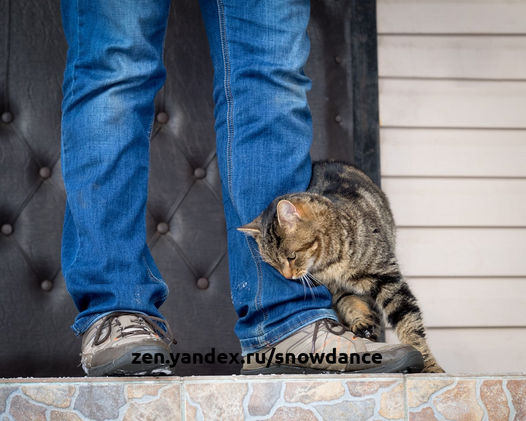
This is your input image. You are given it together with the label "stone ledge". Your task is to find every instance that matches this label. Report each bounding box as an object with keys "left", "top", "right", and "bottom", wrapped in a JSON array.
[{"left": 1, "top": 373, "right": 525, "bottom": 420}]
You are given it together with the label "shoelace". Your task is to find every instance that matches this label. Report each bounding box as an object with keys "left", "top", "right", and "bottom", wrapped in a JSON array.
[
  {"left": 92, "top": 312, "right": 176, "bottom": 346},
  {"left": 311, "top": 319, "right": 356, "bottom": 354}
]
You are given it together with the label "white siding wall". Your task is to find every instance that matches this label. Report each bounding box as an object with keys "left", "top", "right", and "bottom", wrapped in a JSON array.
[{"left": 377, "top": 0, "right": 526, "bottom": 373}]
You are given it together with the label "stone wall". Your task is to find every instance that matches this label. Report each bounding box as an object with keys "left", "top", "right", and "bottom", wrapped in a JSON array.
[{"left": 1, "top": 374, "right": 524, "bottom": 420}]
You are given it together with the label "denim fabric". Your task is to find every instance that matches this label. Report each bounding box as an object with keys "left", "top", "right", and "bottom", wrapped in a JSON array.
[{"left": 60, "top": 0, "right": 337, "bottom": 352}]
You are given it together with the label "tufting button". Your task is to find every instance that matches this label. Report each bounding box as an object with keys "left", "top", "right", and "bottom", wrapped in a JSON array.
[
  {"left": 157, "top": 222, "right": 169, "bottom": 234},
  {"left": 1, "top": 112, "right": 13, "bottom": 124},
  {"left": 41, "top": 280, "right": 53, "bottom": 292},
  {"left": 334, "top": 115, "right": 342, "bottom": 123},
  {"left": 1, "top": 224, "right": 13, "bottom": 236},
  {"left": 39, "top": 167, "right": 52, "bottom": 179},
  {"left": 156, "top": 112, "right": 169, "bottom": 124},
  {"left": 194, "top": 167, "right": 206, "bottom": 179},
  {"left": 334, "top": 55, "right": 342, "bottom": 64},
  {"left": 197, "top": 277, "right": 209, "bottom": 290}
]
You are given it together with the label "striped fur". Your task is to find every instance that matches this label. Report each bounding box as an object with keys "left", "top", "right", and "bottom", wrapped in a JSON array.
[{"left": 238, "top": 160, "right": 444, "bottom": 373}]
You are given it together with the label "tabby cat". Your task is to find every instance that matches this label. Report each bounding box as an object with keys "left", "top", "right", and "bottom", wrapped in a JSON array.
[{"left": 238, "top": 160, "right": 444, "bottom": 373}]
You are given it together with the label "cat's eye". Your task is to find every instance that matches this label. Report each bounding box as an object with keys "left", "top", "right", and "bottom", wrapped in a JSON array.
[{"left": 287, "top": 252, "right": 296, "bottom": 261}]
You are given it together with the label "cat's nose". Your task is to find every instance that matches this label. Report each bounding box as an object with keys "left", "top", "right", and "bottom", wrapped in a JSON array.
[{"left": 282, "top": 267, "right": 293, "bottom": 279}]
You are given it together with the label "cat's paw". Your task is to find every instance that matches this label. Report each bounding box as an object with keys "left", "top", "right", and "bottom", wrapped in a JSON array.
[{"left": 350, "top": 320, "right": 377, "bottom": 340}]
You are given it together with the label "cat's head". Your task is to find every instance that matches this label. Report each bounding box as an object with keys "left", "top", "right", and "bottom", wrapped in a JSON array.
[{"left": 237, "top": 196, "right": 327, "bottom": 280}]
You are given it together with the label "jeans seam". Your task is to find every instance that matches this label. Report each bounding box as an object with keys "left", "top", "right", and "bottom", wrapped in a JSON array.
[
  {"left": 215, "top": 0, "right": 238, "bottom": 219},
  {"left": 142, "top": 254, "right": 164, "bottom": 284},
  {"left": 160, "top": 4, "right": 170, "bottom": 66},
  {"left": 216, "top": 0, "right": 270, "bottom": 348},
  {"left": 147, "top": 1, "right": 170, "bottom": 144},
  {"left": 245, "top": 235, "right": 268, "bottom": 342},
  {"left": 73, "top": 0, "right": 79, "bottom": 99},
  {"left": 142, "top": 255, "right": 168, "bottom": 302},
  {"left": 142, "top": 3, "right": 170, "bottom": 306},
  {"left": 62, "top": 0, "right": 85, "bottom": 292}
]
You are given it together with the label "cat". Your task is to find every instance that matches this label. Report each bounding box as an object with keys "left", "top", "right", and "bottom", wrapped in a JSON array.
[{"left": 238, "top": 160, "right": 444, "bottom": 373}]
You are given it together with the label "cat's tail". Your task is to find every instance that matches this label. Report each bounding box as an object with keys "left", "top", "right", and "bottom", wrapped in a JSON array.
[{"left": 377, "top": 273, "right": 445, "bottom": 373}]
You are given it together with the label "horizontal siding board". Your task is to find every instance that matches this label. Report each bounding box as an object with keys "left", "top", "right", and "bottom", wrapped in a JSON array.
[
  {"left": 382, "top": 178, "right": 526, "bottom": 227},
  {"left": 385, "top": 327, "right": 526, "bottom": 373},
  {"left": 379, "top": 79, "right": 526, "bottom": 128},
  {"left": 380, "top": 128, "right": 526, "bottom": 177},
  {"left": 378, "top": 0, "right": 526, "bottom": 376},
  {"left": 377, "top": 0, "right": 526, "bottom": 34},
  {"left": 378, "top": 35, "right": 526, "bottom": 79},
  {"left": 396, "top": 228, "right": 526, "bottom": 277},
  {"left": 404, "top": 278, "right": 526, "bottom": 328}
]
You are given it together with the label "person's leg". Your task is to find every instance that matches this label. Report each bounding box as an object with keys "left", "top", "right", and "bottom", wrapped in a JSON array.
[
  {"left": 198, "top": 0, "right": 337, "bottom": 354},
  {"left": 60, "top": 0, "right": 173, "bottom": 375},
  {"left": 199, "top": 0, "right": 425, "bottom": 375}
]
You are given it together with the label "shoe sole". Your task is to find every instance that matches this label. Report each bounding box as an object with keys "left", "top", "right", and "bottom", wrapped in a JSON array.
[
  {"left": 240, "top": 350, "right": 424, "bottom": 375},
  {"left": 87, "top": 345, "right": 174, "bottom": 377}
]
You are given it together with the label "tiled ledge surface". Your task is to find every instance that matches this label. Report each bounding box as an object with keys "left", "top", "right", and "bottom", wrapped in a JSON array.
[{"left": 1, "top": 373, "right": 525, "bottom": 421}]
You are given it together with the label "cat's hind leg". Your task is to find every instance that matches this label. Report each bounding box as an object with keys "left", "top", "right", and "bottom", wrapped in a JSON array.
[{"left": 332, "top": 292, "right": 381, "bottom": 341}]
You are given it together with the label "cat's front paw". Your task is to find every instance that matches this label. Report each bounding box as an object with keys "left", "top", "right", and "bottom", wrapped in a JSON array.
[{"left": 350, "top": 320, "right": 377, "bottom": 341}]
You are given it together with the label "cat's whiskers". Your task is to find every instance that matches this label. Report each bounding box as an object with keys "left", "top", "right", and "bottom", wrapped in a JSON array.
[
  {"left": 306, "top": 272, "right": 322, "bottom": 286},
  {"left": 298, "top": 273, "right": 316, "bottom": 300},
  {"left": 299, "top": 274, "right": 309, "bottom": 299}
]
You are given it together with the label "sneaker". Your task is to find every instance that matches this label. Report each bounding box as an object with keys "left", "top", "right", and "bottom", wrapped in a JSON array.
[
  {"left": 80, "top": 312, "right": 176, "bottom": 377},
  {"left": 241, "top": 319, "right": 423, "bottom": 375}
]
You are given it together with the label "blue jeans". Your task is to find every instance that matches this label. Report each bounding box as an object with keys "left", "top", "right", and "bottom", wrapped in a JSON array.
[{"left": 60, "top": 0, "right": 337, "bottom": 354}]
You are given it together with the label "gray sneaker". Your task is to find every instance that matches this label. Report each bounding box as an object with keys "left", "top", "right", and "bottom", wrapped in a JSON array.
[
  {"left": 80, "top": 312, "right": 175, "bottom": 377},
  {"left": 241, "top": 319, "right": 423, "bottom": 375}
]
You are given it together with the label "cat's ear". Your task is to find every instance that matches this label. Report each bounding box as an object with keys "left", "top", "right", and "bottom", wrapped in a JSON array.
[
  {"left": 237, "top": 218, "right": 261, "bottom": 237},
  {"left": 277, "top": 200, "right": 301, "bottom": 230}
]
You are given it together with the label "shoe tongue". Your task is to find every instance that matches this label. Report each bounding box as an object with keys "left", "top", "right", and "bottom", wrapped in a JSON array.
[{"left": 120, "top": 316, "right": 152, "bottom": 335}]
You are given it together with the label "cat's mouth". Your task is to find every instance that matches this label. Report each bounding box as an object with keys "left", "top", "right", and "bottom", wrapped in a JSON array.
[
  {"left": 280, "top": 265, "right": 308, "bottom": 280},
  {"left": 280, "top": 268, "right": 301, "bottom": 280}
]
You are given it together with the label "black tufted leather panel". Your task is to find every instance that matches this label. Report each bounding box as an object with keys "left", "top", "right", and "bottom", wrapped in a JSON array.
[{"left": 0, "top": 0, "right": 380, "bottom": 377}]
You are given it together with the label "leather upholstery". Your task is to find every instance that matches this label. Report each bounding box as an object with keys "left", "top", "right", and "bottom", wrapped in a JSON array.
[{"left": 0, "top": 0, "right": 380, "bottom": 377}]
